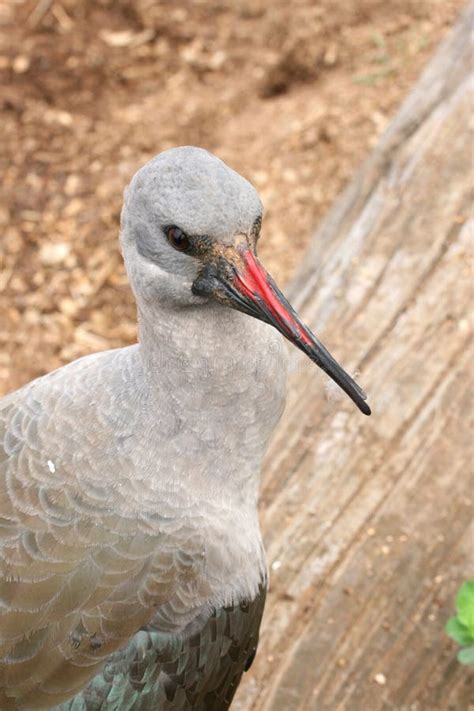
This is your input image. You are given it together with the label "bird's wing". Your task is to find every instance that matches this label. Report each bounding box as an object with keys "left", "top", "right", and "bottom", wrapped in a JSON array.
[
  {"left": 53, "top": 584, "right": 266, "bottom": 711},
  {"left": 0, "top": 376, "right": 203, "bottom": 709}
]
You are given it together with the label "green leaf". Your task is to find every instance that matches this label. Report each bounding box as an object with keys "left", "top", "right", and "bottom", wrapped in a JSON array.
[
  {"left": 457, "top": 646, "right": 474, "bottom": 665},
  {"left": 456, "top": 581, "right": 474, "bottom": 637},
  {"left": 446, "top": 616, "right": 473, "bottom": 646}
]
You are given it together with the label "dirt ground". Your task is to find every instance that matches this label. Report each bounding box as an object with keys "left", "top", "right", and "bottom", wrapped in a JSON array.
[{"left": 0, "top": 0, "right": 465, "bottom": 395}]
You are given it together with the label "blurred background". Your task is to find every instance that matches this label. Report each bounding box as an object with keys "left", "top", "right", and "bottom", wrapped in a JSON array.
[
  {"left": 1, "top": 2, "right": 473, "bottom": 710},
  {"left": 0, "top": 0, "right": 464, "bottom": 395}
]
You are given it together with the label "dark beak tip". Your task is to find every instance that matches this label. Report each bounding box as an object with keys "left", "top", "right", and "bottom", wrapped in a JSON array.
[{"left": 361, "top": 401, "right": 372, "bottom": 416}]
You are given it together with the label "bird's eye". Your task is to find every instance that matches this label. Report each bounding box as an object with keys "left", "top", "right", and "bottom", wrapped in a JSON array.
[{"left": 165, "top": 226, "right": 191, "bottom": 253}]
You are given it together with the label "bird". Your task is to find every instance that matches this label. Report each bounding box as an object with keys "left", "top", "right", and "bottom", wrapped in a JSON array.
[{"left": 0, "top": 146, "right": 370, "bottom": 710}]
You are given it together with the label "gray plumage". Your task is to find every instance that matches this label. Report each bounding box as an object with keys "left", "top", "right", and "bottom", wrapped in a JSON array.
[
  {"left": 1, "top": 146, "right": 369, "bottom": 709},
  {"left": 0, "top": 148, "right": 287, "bottom": 709}
]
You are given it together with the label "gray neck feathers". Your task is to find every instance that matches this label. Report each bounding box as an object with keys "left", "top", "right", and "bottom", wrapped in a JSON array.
[{"left": 133, "top": 297, "right": 288, "bottom": 499}]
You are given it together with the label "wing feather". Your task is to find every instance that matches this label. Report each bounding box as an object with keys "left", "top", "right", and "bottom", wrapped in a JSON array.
[{"left": 0, "top": 375, "right": 191, "bottom": 708}]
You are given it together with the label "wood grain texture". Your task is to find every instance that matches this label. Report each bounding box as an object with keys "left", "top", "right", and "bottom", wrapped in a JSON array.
[{"left": 235, "top": 5, "right": 474, "bottom": 710}]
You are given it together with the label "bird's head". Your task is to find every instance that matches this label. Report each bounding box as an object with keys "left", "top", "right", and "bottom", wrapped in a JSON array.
[{"left": 120, "top": 146, "right": 370, "bottom": 415}]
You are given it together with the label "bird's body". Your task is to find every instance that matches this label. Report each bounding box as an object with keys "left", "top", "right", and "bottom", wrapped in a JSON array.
[
  {"left": 0, "top": 311, "right": 285, "bottom": 709},
  {"left": 1, "top": 147, "right": 369, "bottom": 709}
]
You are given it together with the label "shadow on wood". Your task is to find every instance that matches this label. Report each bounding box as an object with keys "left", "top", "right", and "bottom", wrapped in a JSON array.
[{"left": 235, "top": 4, "right": 474, "bottom": 710}]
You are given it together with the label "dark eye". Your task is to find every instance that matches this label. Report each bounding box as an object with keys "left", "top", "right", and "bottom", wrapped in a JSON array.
[{"left": 165, "top": 226, "right": 191, "bottom": 253}]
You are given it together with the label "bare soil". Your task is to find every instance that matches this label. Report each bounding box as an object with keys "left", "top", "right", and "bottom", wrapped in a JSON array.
[{"left": 0, "top": 0, "right": 464, "bottom": 394}]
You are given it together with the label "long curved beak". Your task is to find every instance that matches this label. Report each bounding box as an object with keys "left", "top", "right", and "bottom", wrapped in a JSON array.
[{"left": 193, "top": 248, "right": 371, "bottom": 416}]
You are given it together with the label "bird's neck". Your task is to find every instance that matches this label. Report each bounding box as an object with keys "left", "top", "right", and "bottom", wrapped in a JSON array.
[
  {"left": 134, "top": 299, "right": 288, "bottom": 498},
  {"left": 137, "top": 300, "right": 268, "bottom": 394}
]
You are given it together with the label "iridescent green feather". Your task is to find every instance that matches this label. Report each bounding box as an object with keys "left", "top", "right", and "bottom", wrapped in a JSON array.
[{"left": 54, "top": 586, "right": 266, "bottom": 711}]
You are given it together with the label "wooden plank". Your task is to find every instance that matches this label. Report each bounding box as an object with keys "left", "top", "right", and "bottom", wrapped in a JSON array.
[{"left": 235, "top": 5, "right": 474, "bottom": 710}]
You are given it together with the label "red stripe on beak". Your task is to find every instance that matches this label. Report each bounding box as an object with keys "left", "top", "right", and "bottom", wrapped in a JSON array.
[
  {"left": 235, "top": 250, "right": 313, "bottom": 346},
  {"left": 231, "top": 249, "right": 370, "bottom": 416}
]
